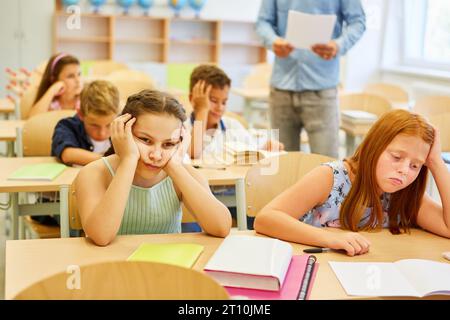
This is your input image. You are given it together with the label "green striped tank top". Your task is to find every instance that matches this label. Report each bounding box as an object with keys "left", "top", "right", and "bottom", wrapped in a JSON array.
[{"left": 102, "top": 157, "right": 182, "bottom": 235}]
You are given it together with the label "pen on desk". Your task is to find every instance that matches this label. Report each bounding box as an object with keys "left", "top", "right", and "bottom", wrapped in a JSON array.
[
  {"left": 297, "top": 255, "right": 317, "bottom": 300},
  {"left": 303, "top": 247, "right": 331, "bottom": 254},
  {"left": 193, "top": 165, "right": 226, "bottom": 170}
]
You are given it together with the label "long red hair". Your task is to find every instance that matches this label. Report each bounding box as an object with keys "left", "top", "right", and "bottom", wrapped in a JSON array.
[{"left": 340, "top": 109, "right": 434, "bottom": 234}]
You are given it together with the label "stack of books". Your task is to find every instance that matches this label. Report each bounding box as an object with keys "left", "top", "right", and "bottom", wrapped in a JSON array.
[{"left": 204, "top": 235, "right": 319, "bottom": 300}]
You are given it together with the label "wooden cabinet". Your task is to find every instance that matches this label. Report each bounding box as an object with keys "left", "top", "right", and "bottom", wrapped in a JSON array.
[{"left": 53, "top": 11, "right": 267, "bottom": 64}]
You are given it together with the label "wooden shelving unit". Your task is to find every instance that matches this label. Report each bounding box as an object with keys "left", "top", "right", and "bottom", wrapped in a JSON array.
[{"left": 53, "top": 7, "right": 267, "bottom": 64}]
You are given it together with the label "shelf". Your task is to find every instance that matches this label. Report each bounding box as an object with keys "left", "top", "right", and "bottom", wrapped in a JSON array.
[
  {"left": 170, "top": 39, "right": 216, "bottom": 46},
  {"left": 221, "top": 42, "right": 263, "bottom": 47},
  {"left": 115, "top": 38, "right": 165, "bottom": 44},
  {"left": 57, "top": 36, "right": 110, "bottom": 43},
  {"left": 53, "top": 8, "right": 266, "bottom": 64}
]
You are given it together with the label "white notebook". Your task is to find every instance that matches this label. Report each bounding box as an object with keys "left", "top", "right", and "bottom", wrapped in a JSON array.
[
  {"left": 204, "top": 235, "right": 293, "bottom": 291},
  {"left": 330, "top": 259, "right": 450, "bottom": 297}
]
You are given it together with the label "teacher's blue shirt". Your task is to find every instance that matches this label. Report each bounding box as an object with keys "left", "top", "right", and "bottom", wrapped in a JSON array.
[{"left": 256, "top": 0, "right": 366, "bottom": 91}]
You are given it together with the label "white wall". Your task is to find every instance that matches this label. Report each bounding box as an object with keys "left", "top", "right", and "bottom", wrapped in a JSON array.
[
  {"left": 341, "top": 0, "right": 387, "bottom": 92},
  {"left": 0, "top": 0, "right": 54, "bottom": 99}
]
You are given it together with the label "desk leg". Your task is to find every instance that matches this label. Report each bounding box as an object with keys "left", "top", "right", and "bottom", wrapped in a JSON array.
[
  {"left": 6, "top": 141, "right": 14, "bottom": 157},
  {"left": 345, "top": 133, "right": 356, "bottom": 156},
  {"left": 243, "top": 98, "right": 252, "bottom": 127},
  {"left": 11, "top": 193, "right": 19, "bottom": 240},
  {"left": 235, "top": 178, "right": 248, "bottom": 231},
  {"left": 59, "top": 185, "right": 70, "bottom": 238}
]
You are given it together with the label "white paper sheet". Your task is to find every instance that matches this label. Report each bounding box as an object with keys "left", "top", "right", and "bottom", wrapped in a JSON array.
[{"left": 285, "top": 10, "right": 337, "bottom": 49}]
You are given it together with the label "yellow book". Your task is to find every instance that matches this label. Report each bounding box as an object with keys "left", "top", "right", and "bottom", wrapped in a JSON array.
[{"left": 127, "top": 243, "right": 204, "bottom": 269}]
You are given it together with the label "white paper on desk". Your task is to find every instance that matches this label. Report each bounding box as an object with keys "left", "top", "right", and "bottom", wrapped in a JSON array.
[{"left": 285, "top": 10, "right": 337, "bottom": 49}]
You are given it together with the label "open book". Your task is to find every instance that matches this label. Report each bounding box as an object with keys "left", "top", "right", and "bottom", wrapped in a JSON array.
[
  {"left": 341, "top": 110, "right": 377, "bottom": 124},
  {"left": 204, "top": 235, "right": 293, "bottom": 291},
  {"left": 127, "top": 243, "right": 204, "bottom": 269},
  {"left": 224, "top": 142, "right": 286, "bottom": 166},
  {"left": 330, "top": 259, "right": 450, "bottom": 297},
  {"left": 8, "top": 163, "right": 67, "bottom": 181}
]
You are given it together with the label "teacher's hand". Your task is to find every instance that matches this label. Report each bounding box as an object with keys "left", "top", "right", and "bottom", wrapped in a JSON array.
[
  {"left": 311, "top": 41, "right": 339, "bottom": 60},
  {"left": 273, "top": 38, "right": 294, "bottom": 58}
]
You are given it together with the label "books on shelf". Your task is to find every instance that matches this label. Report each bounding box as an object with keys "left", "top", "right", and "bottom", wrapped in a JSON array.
[
  {"left": 341, "top": 110, "right": 377, "bottom": 124},
  {"left": 204, "top": 235, "right": 293, "bottom": 291},
  {"left": 127, "top": 243, "right": 204, "bottom": 269},
  {"left": 329, "top": 259, "right": 450, "bottom": 297},
  {"left": 8, "top": 163, "right": 67, "bottom": 181}
]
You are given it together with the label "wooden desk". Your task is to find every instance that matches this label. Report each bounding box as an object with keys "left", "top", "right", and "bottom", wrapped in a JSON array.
[
  {"left": 193, "top": 163, "right": 251, "bottom": 230},
  {"left": 0, "top": 120, "right": 25, "bottom": 156},
  {"left": 0, "top": 157, "right": 80, "bottom": 239},
  {"left": 0, "top": 98, "right": 15, "bottom": 119},
  {"left": 5, "top": 229, "right": 449, "bottom": 300}
]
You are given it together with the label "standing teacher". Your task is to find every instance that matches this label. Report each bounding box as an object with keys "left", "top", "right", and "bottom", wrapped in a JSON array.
[{"left": 256, "top": 0, "right": 366, "bottom": 158}]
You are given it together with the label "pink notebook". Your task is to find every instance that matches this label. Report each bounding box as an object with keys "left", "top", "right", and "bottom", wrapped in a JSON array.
[{"left": 226, "top": 255, "right": 319, "bottom": 300}]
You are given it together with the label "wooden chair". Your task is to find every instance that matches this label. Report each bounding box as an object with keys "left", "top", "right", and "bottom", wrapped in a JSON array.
[
  {"left": 108, "top": 78, "right": 156, "bottom": 106},
  {"left": 364, "top": 83, "right": 410, "bottom": 104},
  {"left": 428, "top": 112, "right": 450, "bottom": 152},
  {"left": 245, "top": 152, "right": 335, "bottom": 217},
  {"left": 224, "top": 111, "right": 249, "bottom": 129},
  {"left": 413, "top": 96, "right": 450, "bottom": 118},
  {"left": 18, "top": 85, "right": 38, "bottom": 120},
  {"left": 339, "top": 93, "right": 392, "bottom": 116},
  {"left": 339, "top": 93, "right": 392, "bottom": 155},
  {"left": 14, "top": 261, "right": 229, "bottom": 300},
  {"left": 88, "top": 60, "right": 128, "bottom": 77},
  {"left": 107, "top": 69, "right": 157, "bottom": 85},
  {"left": 19, "top": 110, "right": 76, "bottom": 157},
  {"left": 236, "top": 63, "right": 272, "bottom": 128}
]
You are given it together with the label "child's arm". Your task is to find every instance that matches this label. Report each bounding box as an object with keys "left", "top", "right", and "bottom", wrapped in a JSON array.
[
  {"left": 254, "top": 166, "right": 371, "bottom": 256},
  {"left": 166, "top": 129, "right": 231, "bottom": 237},
  {"left": 189, "top": 81, "right": 211, "bottom": 159},
  {"left": 417, "top": 129, "right": 450, "bottom": 238},
  {"left": 61, "top": 148, "right": 102, "bottom": 166},
  {"left": 76, "top": 114, "right": 139, "bottom": 246},
  {"left": 28, "top": 81, "right": 65, "bottom": 117}
]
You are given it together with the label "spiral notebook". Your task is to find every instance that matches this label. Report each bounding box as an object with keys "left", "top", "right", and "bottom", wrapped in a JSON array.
[{"left": 226, "top": 255, "right": 319, "bottom": 300}]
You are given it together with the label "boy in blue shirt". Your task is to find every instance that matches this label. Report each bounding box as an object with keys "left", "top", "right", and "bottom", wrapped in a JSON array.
[{"left": 52, "top": 80, "right": 119, "bottom": 166}]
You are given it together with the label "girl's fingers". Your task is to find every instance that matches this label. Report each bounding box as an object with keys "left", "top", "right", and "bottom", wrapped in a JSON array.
[
  {"left": 349, "top": 239, "right": 362, "bottom": 255},
  {"left": 343, "top": 242, "right": 355, "bottom": 257},
  {"left": 125, "top": 117, "right": 136, "bottom": 135}
]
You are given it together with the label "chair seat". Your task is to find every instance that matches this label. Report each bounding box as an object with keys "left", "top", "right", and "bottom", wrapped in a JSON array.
[{"left": 24, "top": 216, "right": 60, "bottom": 239}]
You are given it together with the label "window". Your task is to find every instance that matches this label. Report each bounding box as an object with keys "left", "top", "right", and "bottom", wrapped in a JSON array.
[{"left": 403, "top": 0, "right": 450, "bottom": 70}]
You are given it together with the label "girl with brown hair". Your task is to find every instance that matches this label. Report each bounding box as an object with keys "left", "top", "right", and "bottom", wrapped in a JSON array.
[
  {"left": 76, "top": 89, "right": 231, "bottom": 246},
  {"left": 29, "top": 53, "right": 82, "bottom": 117}
]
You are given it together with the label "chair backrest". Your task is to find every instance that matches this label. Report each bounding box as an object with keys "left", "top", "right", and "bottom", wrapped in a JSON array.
[
  {"left": 88, "top": 60, "right": 128, "bottom": 77},
  {"left": 339, "top": 93, "right": 392, "bottom": 117},
  {"left": 224, "top": 111, "right": 249, "bottom": 129},
  {"left": 428, "top": 112, "right": 450, "bottom": 152},
  {"left": 413, "top": 95, "right": 450, "bottom": 118},
  {"left": 242, "top": 63, "right": 272, "bottom": 90},
  {"left": 14, "top": 261, "right": 229, "bottom": 300},
  {"left": 19, "top": 85, "right": 39, "bottom": 120},
  {"left": 21, "top": 110, "right": 75, "bottom": 156},
  {"left": 245, "top": 152, "right": 335, "bottom": 217},
  {"left": 364, "top": 83, "right": 409, "bottom": 104},
  {"left": 107, "top": 69, "right": 156, "bottom": 85},
  {"left": 108, "top": 78, "right": 156, "bottom": 105}
]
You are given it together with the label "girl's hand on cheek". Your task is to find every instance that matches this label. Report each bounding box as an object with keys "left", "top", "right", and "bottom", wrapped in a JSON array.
[
  {"left": 426, "top": 127, "right": 443, "bottom": 168},
  {"left": 165, "top": 126, "right": 191, "bottom": 171},
  {"left": 111, "top": 113, "right": 140, "bottom": 163}
]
